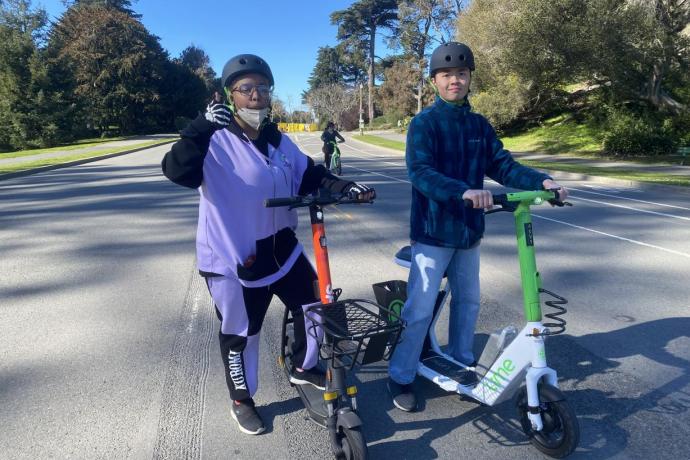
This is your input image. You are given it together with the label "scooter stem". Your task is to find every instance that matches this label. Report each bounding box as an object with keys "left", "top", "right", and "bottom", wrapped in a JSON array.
[
  {"left": 309, "top": 204, "right": 333, "bottom": 303},
  {"left": 513, "top": 200, "right": 543, "bottom": 323}
]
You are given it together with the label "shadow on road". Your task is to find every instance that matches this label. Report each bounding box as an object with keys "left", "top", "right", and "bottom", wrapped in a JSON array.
[{"left": 346, "top": 316, "right": 689, "bottom": 459}]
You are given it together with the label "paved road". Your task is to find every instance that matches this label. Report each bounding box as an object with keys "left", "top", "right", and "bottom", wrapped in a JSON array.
[
  {"left": 1, "top": 134, "right": 689, "bottom": 459},
  {"left": 0, "top": 134, "right": 177, "bottom": 166}
]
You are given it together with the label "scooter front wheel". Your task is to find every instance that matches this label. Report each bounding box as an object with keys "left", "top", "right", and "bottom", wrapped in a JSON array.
[
  {"left": 339, "top": 426, "right": 368, "bottom": 460},
  {"left": 515, "top": 384, "right": 579, "bottom": 458}
]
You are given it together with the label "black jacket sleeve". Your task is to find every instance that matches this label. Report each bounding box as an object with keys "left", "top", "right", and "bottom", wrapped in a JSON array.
[
  {"left": 161, "top": 115, "right": 218, "bottom": 189},
  {"left": 335, "top": 131, "right": 345, "bottom": 143},
  {"left": 298, "top": 156, "right": 353, "bottom": 196}
]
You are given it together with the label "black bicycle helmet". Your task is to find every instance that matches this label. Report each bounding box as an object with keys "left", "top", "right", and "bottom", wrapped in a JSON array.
[
  {"left": 429, "top": 42, "right": 475, "bottom": 76},
  {"left": 221, "top": 54, "right": 274, "bottom": 88}
]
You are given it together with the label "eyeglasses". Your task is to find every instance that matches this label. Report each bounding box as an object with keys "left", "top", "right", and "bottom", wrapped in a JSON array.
[{"left": 231, "top": 83, "right": 273, "bottom": 97}]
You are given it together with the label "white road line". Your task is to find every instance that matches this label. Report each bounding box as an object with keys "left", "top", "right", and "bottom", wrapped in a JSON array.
[
  {"left": 570, "top": 186, "right": 690, "bottom": 211},
  {"left": 533, "top": 214, "right": 690, "bottom": 259},
  {"left": 344, "top": 143, "right": 690, "bottom": 221},
  {"left": 344, "top": 137, "right": 690, "bottom": 218},
  {"left": 345, "top": 159, "right": 690, "bottom": 259},
  {"left": 294, "top": 133, "right": 690, "bottom": 257},
  {"left": 342, "top": 140, "right": 394, "bottom": 157},
  {"left": 344, "top": 164, "right": 410, "bottom": 184},
  {"left": 569, "top": 196, "right": 690, "bottom": 222}
]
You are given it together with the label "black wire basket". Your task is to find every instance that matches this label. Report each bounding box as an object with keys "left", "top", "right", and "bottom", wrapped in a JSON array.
[{"left": 305, "top": 299, "right": 404, "bottom": 370}]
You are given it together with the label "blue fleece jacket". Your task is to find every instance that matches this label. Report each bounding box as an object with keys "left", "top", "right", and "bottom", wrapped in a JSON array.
[{"left": 406, "top": 97, "right": 551, "bottom": 248}]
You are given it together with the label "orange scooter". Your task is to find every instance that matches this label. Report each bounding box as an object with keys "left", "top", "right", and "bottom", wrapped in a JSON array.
[{"left": 265, "top": 190, "right": 403, "bottom": 460}]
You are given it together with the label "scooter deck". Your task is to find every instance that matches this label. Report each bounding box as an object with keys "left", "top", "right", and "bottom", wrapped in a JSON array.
[
  {"left": 283, "top": 355, "right": 329, "bottom": 427},
  {"left": 420, "top": 351, "right": 477, "bottom": 389}
]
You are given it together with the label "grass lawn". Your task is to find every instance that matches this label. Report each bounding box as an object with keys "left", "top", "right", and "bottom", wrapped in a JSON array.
[
  {"left": 501, "top": 114, "right": 603, "bottom": 155},
  {"left": 353, "top": 125, "right": 690, "bottom": 187},
  {"left": 520, "top": 160, "right": 690, "bottom": 187},
  {"left": 0, "top": 136, "right": 129, "bottom": 159},
  {"left": 352, "top": 134, "right": 405, "bottom": 151},
  {"left": 0, "top": 139, "right": 174, "bottom": 175}
]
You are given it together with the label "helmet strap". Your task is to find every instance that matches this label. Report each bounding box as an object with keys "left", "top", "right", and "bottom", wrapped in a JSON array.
[{"left": 223, "top": 86, "right": 236, "bottom": 114}]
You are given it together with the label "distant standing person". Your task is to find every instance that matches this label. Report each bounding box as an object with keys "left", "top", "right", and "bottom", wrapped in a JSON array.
[{"left": 321, "top": 121, "right": 345, "bottom": 169}]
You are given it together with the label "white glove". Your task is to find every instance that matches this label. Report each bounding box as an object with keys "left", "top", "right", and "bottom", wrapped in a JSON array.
[{"left": 204, "top": 102, "right": 232, "bottom": 126}]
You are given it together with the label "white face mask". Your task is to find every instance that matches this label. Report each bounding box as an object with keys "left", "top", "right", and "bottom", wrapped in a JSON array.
[{"left": 236, "top": 107, "right": 269, "bottom": 130}]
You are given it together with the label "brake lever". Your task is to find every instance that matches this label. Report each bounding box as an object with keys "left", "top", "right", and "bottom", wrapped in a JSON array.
[
  {"left": 484, "top": 207, "right": 506, "bottom": 215},
  {"left": 547, "top": 199, "right": 573, "bottom": 207}
]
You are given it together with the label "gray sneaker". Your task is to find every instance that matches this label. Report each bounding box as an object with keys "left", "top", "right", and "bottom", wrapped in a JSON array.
[
  {"left": 230, "top": 398, "right": 265, "bottom": 435},
  {"left": 289, "top": 366, "right": 327, "bottom": 390},
  {"left": 388, "top": 378, "right": 417, "bottom": 412}
]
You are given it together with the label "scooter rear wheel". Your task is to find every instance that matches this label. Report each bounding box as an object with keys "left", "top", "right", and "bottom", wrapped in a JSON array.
[
  {"left": 515, "top": 384, "right": 579, "bottom": 458},
  {"left": 339, "top": 426, "right": 368, "bottom": 460}
]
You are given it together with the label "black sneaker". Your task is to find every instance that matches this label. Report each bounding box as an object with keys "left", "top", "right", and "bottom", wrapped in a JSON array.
[
  {"left": 289, "top": 366, "right": 327, "bottom": 390},
  {"left": 458, "top": 369, "right": 479, "bottom": 387},
  {"left": 230, "top": 398, "right": 265, "bottom": 435},
  {"left": 388, "top": 378, "right": 417, "bottom": 412}
]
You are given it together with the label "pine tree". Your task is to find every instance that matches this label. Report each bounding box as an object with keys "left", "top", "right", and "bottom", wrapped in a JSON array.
[{"left": 49, "top": 4, "right": 169, "bottom": 134}]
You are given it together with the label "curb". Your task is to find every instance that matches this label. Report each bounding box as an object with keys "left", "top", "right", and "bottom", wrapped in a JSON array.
[
  {"left": 0, "top": 139, "right": 176, "bottom": 182},
  {"left": 347, "top": 135, "right": 690, "bottom": 197},
  {"left": 522, "top": 166, "right": 690, "bottom": 197}
]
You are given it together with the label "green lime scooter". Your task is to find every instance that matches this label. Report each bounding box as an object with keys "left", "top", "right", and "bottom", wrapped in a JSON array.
[{"left": 376, "top": 189, "right": 580, "bottom": 458}]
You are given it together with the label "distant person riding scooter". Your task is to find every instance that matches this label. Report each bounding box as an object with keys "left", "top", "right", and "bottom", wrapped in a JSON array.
[{"left": 321, "top": 122, "right": 345, "bottom": 170}]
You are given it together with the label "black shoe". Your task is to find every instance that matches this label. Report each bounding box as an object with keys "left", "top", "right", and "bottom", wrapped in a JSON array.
[
  {"left": 458, "top": 369, "right": 479, "bottom": 387},
  {"left": 289, "top": 366, "right": 327, "bottom": 390},
  {"left": 388, "top": 378, "right": 417, "bottom": 412},
  {"left": 230, "top": 398, "right": 265, "bottom": 435}
]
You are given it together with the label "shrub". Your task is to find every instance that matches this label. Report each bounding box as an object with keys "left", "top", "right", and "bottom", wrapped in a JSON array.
[
  {"left": 470, "top": 74, "right": 529, "bottom": 129},
  {"left": 665, "top": 112, "right": 690, "bottom": 147},
  {"left": 602, "top": 109, "right": 679, "bottom": 157},
  {"left": 174, "top": 116, "right": 192, "bottom": 132}
]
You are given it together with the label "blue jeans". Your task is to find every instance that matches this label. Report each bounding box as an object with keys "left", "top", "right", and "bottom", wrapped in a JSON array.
[{"left": 389, "top": 242, "right": 480, "bottom": 385}]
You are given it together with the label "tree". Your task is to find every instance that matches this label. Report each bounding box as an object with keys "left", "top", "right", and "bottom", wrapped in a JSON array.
[
  {"left": 303, "top": 44, "right": 367, "bottom": 104},
  {"left": 398, "top": 0, "right": 463, "bottom": 113},
  {"left": 331, "top": 0, "right": 399, "bottom": 124},
  {"left": 0, "top": 0, "right": 75, "bottom": 149},
  {"left": 159, "top": 60, "right": 207, "bottom": 128},
  {"left": 307, "top": 46, "right": 346, "bottom": 89},
  {"left": 377, "top": 57, "right": 419, "bottom": 116},
  {"left": 177, "top": 45, "right": 216, "bottom": 91},
  {"left": 270, "top": 97, "right": 288, "bottom": 123},
  {"left": 62, "top": 0, "right": 140, "bottom": 17},
  {"left": 459, "top": 0, "right": 689, "bottom": 120},
  {"left": 49, "top": 4, "right": 169, "bottom": 134},
  {"left": 634, "top": 0, "right": 689, "bottom": 112},
  {"left": 306, "top": 83, "right": 357, "bottom": 128}
]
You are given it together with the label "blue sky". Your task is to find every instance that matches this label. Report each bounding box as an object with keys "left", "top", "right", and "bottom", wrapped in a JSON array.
[{"left": 36, "top": 0, "right": 392, "bottom": 110}]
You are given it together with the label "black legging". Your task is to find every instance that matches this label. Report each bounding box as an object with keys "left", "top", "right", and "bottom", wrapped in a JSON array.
[{"left": 322, "top": 143, "right": 334, "bottom": 169}]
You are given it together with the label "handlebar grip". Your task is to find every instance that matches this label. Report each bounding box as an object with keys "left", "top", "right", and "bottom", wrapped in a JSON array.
[
  {"left": 546, "top": 188, "right": 562, "bottom": 201},
  {"left": 264, "top": 197, "right": 302, "bottom": 208}
]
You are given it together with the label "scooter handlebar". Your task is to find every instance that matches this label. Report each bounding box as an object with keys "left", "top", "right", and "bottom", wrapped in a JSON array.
[
  {"left": 264, "top": 194, "right": 374, "bottom": 209},
  {"left": 462, "top": 190, "right": 571, "bottom": 211},
  {"left": 264, "top": 197, "right": 303, "bottom": 208}
]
